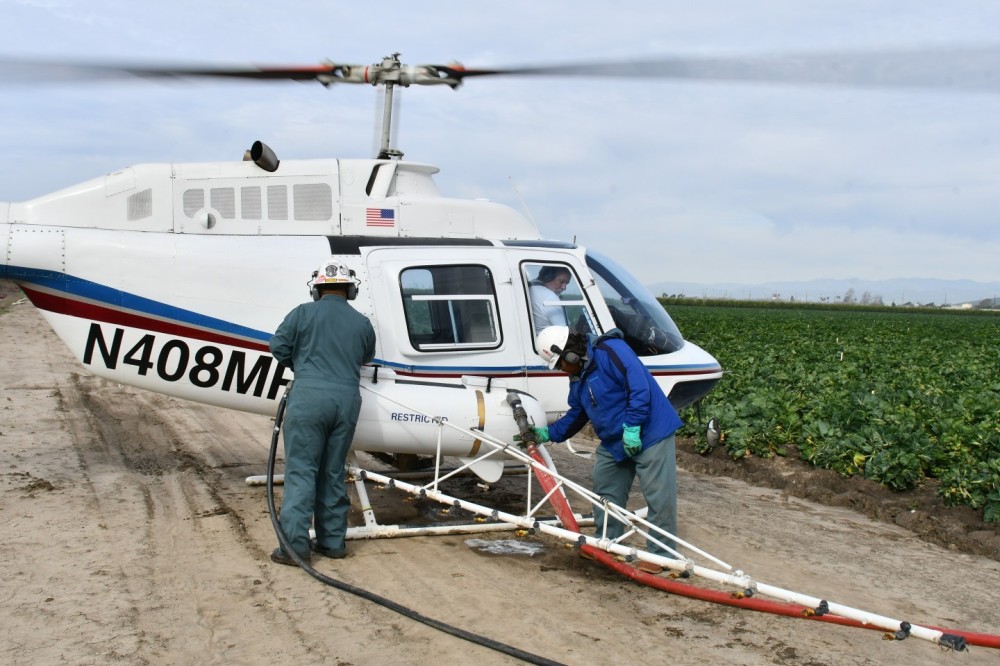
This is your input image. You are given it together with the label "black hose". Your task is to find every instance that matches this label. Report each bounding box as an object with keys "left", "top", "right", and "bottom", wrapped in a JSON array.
[{"left": 266, "top": 386, "right": 564, "bottom": 666}]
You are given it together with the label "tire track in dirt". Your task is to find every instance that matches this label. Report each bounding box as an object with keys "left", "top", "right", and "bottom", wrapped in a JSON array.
[{"left": 63, "top": 372, "right": 328, "bottom": 664}]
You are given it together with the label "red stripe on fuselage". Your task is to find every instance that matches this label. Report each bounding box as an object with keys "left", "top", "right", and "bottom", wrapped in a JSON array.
[{"left": 20, "top": 286, "right": 270, "bottom": 353}]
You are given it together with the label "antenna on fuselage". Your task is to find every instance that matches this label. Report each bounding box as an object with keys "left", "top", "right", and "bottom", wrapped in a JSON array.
[{"left": 508, "top": 176, "right": 537, "bottom": 228}]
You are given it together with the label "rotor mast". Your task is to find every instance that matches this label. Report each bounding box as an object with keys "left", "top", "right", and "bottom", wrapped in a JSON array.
[
  {"left": 325, "top": 53, "right": 467, "bottom": 160},
  {"left": 377, "top": 55, "right": 403, "bottom": 160}
]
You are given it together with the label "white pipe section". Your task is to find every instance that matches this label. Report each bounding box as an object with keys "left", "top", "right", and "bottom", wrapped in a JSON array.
[
  {"left": 346, "top": 516, "right": 591, "bottom": 540},
  {"left": 247, "top": 474, "right": 283, "bottom": 486}
]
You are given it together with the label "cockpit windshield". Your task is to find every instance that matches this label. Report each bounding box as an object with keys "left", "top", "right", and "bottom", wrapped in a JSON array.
[{"left": 585, "top": 250, "right": 685, "bottom": 356}]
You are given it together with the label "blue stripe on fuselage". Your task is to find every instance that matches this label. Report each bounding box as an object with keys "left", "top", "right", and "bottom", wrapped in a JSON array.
[{"left": 8, "top": 265, "right": 271, "bottom": 343}]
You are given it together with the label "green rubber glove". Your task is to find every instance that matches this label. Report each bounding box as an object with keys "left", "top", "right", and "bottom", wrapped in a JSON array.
[
  {"left": 623, "top": 425, "right": 642, "bottom": 456},
  {"left": 514, "top": 426, "right": 550, "bottom": 446}
]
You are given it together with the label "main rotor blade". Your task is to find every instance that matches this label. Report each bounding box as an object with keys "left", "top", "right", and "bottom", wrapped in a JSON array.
[
  {"left": 0, "top": 58, "right": 341, "bottom": 84},
  {"left": 3, "top": 47, "right": 1000, "bottom": 92},
  {"left": 443, "top": 47, "right": 1000, "bottom": 93}
]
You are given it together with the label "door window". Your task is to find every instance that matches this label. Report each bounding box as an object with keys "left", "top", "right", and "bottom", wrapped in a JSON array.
[
  {"left": 401, "top": 265, "right": 501, "bottom": 350},
  {"left": 522, "top": 262, "right": 596, "bottom": 337}
]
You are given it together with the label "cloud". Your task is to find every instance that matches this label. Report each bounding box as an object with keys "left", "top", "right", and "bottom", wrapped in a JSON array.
[{"left": 2, "top": 1, "right": 1000, "bottom": 284}]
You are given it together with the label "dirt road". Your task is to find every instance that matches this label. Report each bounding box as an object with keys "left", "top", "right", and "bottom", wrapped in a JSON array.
[{"left": 2, "top": 284, "right": 998, "bottom": 665}]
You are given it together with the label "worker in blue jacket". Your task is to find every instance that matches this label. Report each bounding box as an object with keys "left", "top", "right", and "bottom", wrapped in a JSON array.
[
  {"left": 532, "top": 325, "right": 682, "bottom": 573},
  {"left": 269, "top": 259, "right": 376, "bottom": 566}
]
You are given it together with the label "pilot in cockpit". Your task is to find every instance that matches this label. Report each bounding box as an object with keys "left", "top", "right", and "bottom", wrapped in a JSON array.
[{"left": 529, "top": 266, "right": 572, "bottom": 330}]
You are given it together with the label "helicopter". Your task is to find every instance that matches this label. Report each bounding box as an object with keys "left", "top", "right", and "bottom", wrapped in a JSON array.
[
  {"left": 0, "top": 54, "right": 729, "bottom": 482},
  {"left": 4, "top": 48, "right": 997, "bottom": 481}
]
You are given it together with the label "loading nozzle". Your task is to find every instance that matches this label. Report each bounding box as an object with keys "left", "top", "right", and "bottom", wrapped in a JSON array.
[{"left": 506, "top": 392, "right": 537, "bottom": 448}]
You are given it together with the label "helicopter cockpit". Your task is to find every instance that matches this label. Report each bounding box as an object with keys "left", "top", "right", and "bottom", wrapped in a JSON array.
[
  {"left": 517, "top": 247, "right": 687, "bottom": 358},
  {"left": 585, "top": 250, "right": 685, "bottom": 357}
]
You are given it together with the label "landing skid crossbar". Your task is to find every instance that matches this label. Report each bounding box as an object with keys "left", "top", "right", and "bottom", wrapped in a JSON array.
[{"left": 345, "top": 452, "right": 592, "bottom": 539}]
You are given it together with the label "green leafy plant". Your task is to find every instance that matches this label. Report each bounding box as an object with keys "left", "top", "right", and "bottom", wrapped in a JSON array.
[{"left": 674, "top": 304, "right": 1000, "bottom": 520}]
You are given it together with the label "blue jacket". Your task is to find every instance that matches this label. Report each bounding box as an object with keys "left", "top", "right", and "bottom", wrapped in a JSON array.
[{"left": 547, "top": 329, "right": 682, "bottom": 462}]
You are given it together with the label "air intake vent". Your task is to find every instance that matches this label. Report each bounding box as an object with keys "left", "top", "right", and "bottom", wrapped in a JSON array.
[
  {"left": 267, "top": 185, "right": 288, "bottom": 220},
  {"left": 183, "top": 189, "right": 204, "bottom": 217},
  {"left": 293, "top": 183, "right": 333, "bottom": 221},
  {"left": 210, "top": 187, "right": 236, "bottom": 219},
  {"left": 127, "top": 188, "right": 153, "bottom": 221},
  {"left": 241, "top": 186, "right": 262, "bottom": 220}
]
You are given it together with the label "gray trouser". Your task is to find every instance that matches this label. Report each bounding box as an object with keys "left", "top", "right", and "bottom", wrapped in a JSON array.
[{"left": 591, "top": 434, "right": 678, "bottom": 555}]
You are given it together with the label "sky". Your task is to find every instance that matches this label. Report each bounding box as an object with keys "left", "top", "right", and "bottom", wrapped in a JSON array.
[{"left": 1, "top": 0, "right": 1000, "bottom": 287}]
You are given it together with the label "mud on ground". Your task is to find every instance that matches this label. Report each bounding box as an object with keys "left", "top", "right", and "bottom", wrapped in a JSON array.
[{"left": 675, "top": 440, "right": 1000, "bottom": 562}]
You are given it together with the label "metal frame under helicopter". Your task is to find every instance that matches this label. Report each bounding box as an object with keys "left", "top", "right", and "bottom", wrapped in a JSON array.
[{"left": 250, "top": 386, "right": 976, "bottom": 652}]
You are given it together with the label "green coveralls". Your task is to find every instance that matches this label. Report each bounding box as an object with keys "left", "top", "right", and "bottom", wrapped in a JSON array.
[{"left": 269, "top": 293, "right": 376, "bottom": 559}]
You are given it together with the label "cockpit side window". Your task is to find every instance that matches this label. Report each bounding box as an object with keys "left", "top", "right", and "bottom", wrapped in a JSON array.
[
  {"left": 521, "top": 262, "right": 596, "bottom": 339},
  {"left": 400, "top": 265, "right": 501, "bottom": 351},
  {"left": 585, "top": 250, "right": 685, "bottom": 356}
]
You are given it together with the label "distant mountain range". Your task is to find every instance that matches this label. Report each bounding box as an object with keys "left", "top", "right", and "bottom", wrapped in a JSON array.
[{"left": 647, "top": 278, "right": 1000, "bottom": 307}]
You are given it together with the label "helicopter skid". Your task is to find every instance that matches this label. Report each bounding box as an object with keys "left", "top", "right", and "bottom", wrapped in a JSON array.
[
  {"left": 344, "top": 515, "right": 591, "bottom": 540},
  {"left": 246, "top": 476, "right": 593, "bottom": 540},
  {"left": 342, "top": 455, "right": 591, "bottom": 540}
]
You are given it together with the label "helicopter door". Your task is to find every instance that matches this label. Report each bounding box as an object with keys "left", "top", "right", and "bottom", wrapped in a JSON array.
[
  {"left": 363, "top": 247, "right": 526, "bottom": 370},
  {"left": 362, "top": 247, "right": 529, "bottom": 481},
  {"left": 509, "top": 254, "right": 601, "bottom": 416}
]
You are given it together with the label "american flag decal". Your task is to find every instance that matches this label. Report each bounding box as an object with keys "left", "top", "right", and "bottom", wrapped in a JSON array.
[{"left": 366, "top": 208, "right": 395, "bottom": 227}]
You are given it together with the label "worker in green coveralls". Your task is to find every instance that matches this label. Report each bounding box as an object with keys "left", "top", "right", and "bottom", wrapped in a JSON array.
[{"left": 268, "top": 258, "right": 376, "bottom": 566}]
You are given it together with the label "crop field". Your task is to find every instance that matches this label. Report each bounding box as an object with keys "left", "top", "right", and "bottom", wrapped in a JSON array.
[{"left": 667, "top": 303, "right": 1000, "bottom": 521}]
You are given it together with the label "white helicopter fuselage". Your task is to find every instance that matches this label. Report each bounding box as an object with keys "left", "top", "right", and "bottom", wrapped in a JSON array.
[{"left": 1, "top": 153, "right": 722, "bottom": 480}]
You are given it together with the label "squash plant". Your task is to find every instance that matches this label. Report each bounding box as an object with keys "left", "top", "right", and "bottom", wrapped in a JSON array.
[{"left": 669, "top": 303, "right": 1000, "bottom": 521}]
